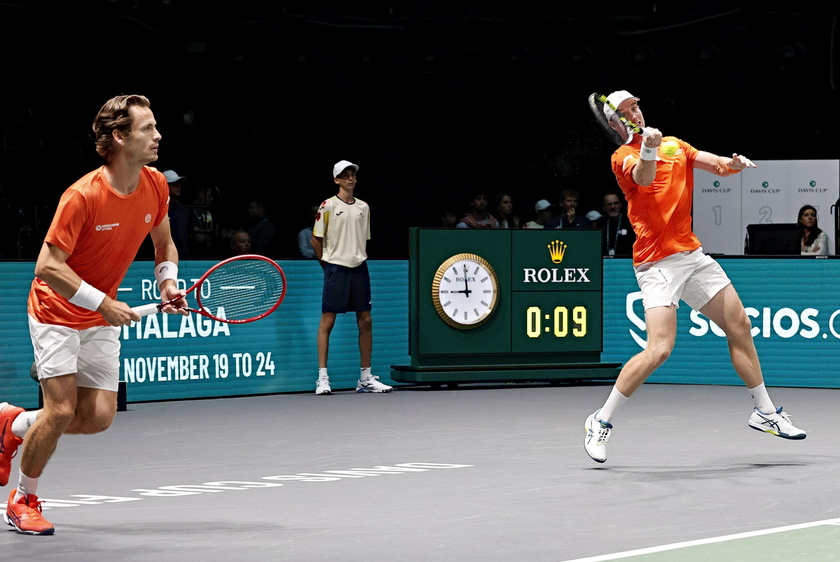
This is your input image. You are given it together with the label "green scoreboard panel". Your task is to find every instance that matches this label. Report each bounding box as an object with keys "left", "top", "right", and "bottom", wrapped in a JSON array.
[{"left": 394, "top": 228, "right": 620, "bottom": 383}]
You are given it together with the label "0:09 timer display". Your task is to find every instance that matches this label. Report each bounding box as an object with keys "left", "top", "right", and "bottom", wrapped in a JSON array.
[
  {"left": 525, "top": 305, "right": 587, "bottom": 338},
  {"left": 511, "top": 291, "right": 601, "bottom": 353}
]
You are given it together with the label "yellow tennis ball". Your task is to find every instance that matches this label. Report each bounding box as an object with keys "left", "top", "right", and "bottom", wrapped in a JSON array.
[{"left": 662, "top": 141, "right": 679, "bottom": 156}]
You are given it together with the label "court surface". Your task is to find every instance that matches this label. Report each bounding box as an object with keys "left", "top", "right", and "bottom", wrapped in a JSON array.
[{"left": 1, "top": 383, "right": 838, "bottom": 561}]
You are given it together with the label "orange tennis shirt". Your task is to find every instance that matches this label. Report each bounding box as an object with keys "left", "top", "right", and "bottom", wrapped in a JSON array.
[
  {"left": 611, "top": 136, "right": 701, "bottom": 266},
  {"left": 28, "top": 166, "right": 170, "bottom": 329}
]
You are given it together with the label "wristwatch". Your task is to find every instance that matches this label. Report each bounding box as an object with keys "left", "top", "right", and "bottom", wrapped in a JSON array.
[{"left": 431, "top": 253, "right": 499, "bottom": 329}]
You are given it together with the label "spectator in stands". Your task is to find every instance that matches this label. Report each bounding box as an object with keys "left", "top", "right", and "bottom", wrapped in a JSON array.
[
  {"left": 189, "top": 185, "right": 217, "bottom": 258},
  {"left": 590, "top": 191, "right": 636, "bottom": 256},
  {"left": 439, "top": 207, "right": 458, "bottom": 228},
  {"left": 164, "top": 170, "right": 190, "bottom": 257},
  {"left": 247, "top": 199, "right": 277, "bottom": 255},
  {"left": 456, "top": 191, "right": 499, "bottom": 229},
  {"left": 229, "top": 229, "right": 252, "bottom": 255},
  {"left": 797, "top": 204, "right": 829, "bottom": 255},
  {"left": 545, "top": 188, "right": 592, "bottom": 229},
  {"left": 493, "top": 192, "right": 520, "bottom": 228},
  {"left": 523, "top": 199, "right": 554, "bottom": 229},
  {"left": 297, "top": 204, "right": 318, "bottom": 259}
]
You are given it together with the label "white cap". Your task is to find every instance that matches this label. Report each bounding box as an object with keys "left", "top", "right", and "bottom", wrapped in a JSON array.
[
  {"left": 163, "top": 170, "right": 185, "bottom": 183},
  {"left": 333, "top": 160, "right": 359, "bottom": 178},
  {"left": 535, "top": 199, "right": 553, "bottom": 212},
  {"left": 586, "top": 210, "right": 602, "bottom": 222},
  {"left": 603, "top": 90, "right": 639, "bottom": 118}
]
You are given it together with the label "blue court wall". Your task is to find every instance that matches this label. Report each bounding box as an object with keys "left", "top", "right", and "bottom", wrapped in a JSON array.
[{"left": 1, "top": 258, "right": 838, "bottom": 408}]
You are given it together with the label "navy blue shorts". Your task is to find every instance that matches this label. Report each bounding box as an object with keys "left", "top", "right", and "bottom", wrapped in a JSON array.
[{"left": 322, "top": 262, "right": 372, "bottom": 313}]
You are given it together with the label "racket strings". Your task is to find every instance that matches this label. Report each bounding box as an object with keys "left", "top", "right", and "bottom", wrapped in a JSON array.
[{"left": 196, "top": 260, "right": 285, "bottom": 321}]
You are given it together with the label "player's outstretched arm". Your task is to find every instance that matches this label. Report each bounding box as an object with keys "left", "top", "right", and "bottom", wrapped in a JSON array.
[{"left": 694, "top": 151, "right": 757, "bottom": 176}]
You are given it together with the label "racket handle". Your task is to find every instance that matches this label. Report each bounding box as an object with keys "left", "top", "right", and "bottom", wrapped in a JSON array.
[
  {"left": 132, "top": 303, "right": 162, "bottom": 317},
  {"left": 641, "top": 127, "right": 653, "bottom": 138}
]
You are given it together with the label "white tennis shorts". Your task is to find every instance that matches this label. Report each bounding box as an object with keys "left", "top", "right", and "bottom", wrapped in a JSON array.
[
  {"left": 28, "top": 315, "right": 121, "bottom": 391},
  {"left": 634, "top": 248, "right": 731, "bottom": 311}
]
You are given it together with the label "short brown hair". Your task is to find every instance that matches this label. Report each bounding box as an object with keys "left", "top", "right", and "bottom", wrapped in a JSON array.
[{"left": 92, "top": 94, "right": 151, "bottom": 161}]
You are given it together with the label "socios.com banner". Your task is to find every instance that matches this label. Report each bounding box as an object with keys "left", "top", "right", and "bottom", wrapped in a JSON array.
[{"left": 602, "top": 258, "right": 840, "bottom": 388}]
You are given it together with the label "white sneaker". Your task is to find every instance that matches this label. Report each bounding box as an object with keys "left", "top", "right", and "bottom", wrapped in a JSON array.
[
  {"left": 356, "top": 375, "right": 392, "bottom": 393},
  {"left": 748, "top": 407, "right": 806, "bottom": 440},
  {"left": 584, "top": 411, "right": 612, "bottom": 463},
  {"left": 315, "top": 376, "right": 332, "bottom": 395}
]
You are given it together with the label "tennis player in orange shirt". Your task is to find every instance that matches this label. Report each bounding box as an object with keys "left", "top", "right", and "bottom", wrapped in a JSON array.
[
  {"left": 583, "top": 90, "right": 806, "bottom": 464},
  {"left": 0, "top": 95, "right": 187, "bottom": 534}
]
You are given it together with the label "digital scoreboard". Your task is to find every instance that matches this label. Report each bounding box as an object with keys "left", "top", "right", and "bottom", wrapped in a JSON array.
[{"left": 393, "top": 228, "right": 620, "bottom": 385}]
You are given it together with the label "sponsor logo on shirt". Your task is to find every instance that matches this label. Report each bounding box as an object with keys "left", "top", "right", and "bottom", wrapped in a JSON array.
[{"left": 95, "top": 223, "right": 121, "bottom": 231}]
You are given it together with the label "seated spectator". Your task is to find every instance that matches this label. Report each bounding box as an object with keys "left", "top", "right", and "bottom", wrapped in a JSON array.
[
  {"left": 297, "top": 204, "right": 318, "bottom": 259},
  {"left": 493, "top": 192, "right": 520, "bottom": 229},
  {"left": 189, "top": 185, "right": 218, "bottom": 258},
  {"left": 439, "top": 207, "right": 458, "bottom": 228},
  {"left": 229, "top": 229, "right": 252, "bottom": 255},
  {"left": 545, "top": 188, "right": 591, "bottom": 229},
  {"left": 163, "top": 170, "right": 190, "bottom": 257},
  {"left": 523, "top": 199, "right": 555, "bottom": 229},
  {"left": 590, "top": 191, "right": 636, "bottom": 256},
  {"left": 456, "top": 191, "right": 499, "bottom": 229},
  {"left": 247, "top": 198, "right": 277, "bottom": 255},
  {"left": 798, "top": 204, "right": 829, "bottom": 255}
]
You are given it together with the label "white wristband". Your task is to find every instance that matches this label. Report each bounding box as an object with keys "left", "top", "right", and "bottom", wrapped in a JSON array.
[
  {"left": 154, "top": 261, "right": 178, "bottom": 287},
  {"left": 68, "top": 280, "right": 106, "bottom": 312},
  {"left": 640, "top": 145, "right": 657, "bottom": 161}
]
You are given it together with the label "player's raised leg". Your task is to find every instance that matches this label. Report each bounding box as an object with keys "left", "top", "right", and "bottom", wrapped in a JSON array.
[{"left": 0, "top": 403, "right": 25, "bottom": 487}]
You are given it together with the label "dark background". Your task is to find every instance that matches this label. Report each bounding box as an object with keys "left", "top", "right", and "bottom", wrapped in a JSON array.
[{"left": 1, "top": 2, "right": 837, "bottom": 259}]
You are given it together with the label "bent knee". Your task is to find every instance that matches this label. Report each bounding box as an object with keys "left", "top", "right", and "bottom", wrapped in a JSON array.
[
  {"left": 728, "top": 312, "right": 754, "bottom": 337},
  {"left": 41, "top": 404, "right": 78, "bottom": 430},
  {"left": 66, "top": 411, "right": 115, "bottom": 435},
  {"left": 645, "top": 344, "right": 673, "bottom": 367},
  {"left": 83, "top": 419, "right": 113, "bottom": 434},
  {"left": 72, "top": 416, "right": 113, "bottom": 435}
]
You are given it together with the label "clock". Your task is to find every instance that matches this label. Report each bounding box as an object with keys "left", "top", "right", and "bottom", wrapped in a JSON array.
[{"left": 431, "top": 253, "right": 500, "bottom": 330}]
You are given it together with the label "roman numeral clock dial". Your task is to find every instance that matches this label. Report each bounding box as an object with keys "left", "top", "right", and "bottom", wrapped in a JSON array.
[{"left": 431, "top": 253, "right": 499, "bottom": 330}]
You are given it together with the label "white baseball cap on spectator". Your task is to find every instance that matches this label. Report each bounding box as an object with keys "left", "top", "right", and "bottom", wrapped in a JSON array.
[
  {"left": 535, "top": 199, "right": 553, "bottom": 212},
  {"left": 163, "top": 170, "right": 186, "bottom": 183}
]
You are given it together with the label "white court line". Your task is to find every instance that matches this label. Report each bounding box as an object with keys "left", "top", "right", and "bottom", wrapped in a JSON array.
[
  {"left": 117, "top": 287, "right": 132, "bottom": 292},
  {"left": 220, "top": 286, "right": 255, "bottom": 290},
  {"left": 565, "top": 518, "right": 840, "bottom": 561}
]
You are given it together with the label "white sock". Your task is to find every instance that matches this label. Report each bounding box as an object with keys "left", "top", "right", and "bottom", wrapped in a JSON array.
[
  {"left": 12, "top": 410, "right": 39, "bottom": 439},
  {"left": 597, "top": 387, "right": 629, "bottom": 423},
  {"left": 15, "top": 470, "right": 39, "bottom": 502},
  {"left": 748, "top": 383, "right": 776, "bottom": 414},
  {"left": 360, "top": 367, "right": 372, "bottom": 380},
  {"left": 318, "top": 368, "right": 328, "bottom": 379}
]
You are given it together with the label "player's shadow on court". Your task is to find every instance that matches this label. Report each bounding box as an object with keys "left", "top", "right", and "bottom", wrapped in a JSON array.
[{"left": 588, "top": 461, "right": 808, "bottom": 480}]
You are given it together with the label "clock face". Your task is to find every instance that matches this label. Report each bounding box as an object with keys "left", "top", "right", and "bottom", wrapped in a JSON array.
[{"left": 431, "top": 253, "right": 499, "bottom": 329}]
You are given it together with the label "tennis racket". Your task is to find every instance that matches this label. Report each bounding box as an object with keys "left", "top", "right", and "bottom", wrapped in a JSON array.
[
  {"left": 132, "top": 254, "right": 287, "bottom": 324},
  {"left": 588, "top": 92, "right": 652, "bottom": 145}
]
